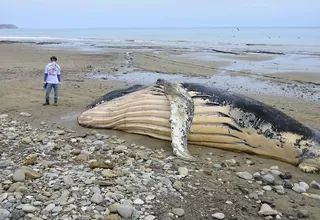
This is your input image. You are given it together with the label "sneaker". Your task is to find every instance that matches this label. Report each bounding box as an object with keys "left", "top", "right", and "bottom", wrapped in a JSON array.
[
  {"left": 54, "top": 103, "right": 58, "bottom": 106},
  {"left": 43, "top": 102, "right": 50, "bottom": 106}
]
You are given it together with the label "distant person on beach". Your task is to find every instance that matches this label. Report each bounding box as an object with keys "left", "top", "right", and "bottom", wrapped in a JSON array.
[{"left": 43, "top": 56, "right": 61, "bottom": 106}]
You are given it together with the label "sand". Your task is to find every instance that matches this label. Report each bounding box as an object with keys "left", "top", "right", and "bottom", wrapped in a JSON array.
[
  {"left": 1, "top": 42, "right": 319, "bottom": 128},
  {"left": 1, "top": 42, "right": 320, "bottom": 219}
]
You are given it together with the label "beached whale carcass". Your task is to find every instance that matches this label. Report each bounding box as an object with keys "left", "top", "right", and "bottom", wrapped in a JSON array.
[{"left": 78, "top": 79, "right": 320, "bottom": 173}]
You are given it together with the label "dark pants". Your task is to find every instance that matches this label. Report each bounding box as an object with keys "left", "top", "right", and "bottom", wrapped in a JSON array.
[{"left": 45, "top": 83, "right": 59, "bottom": 103}]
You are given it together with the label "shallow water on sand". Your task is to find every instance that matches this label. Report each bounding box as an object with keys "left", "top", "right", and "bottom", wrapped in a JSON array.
[
  {"left": 174, "top": 52, "right": 320, "bottom": 74},
  {"left": 86, "top": 71, "right": 320, "bottom": 101}
]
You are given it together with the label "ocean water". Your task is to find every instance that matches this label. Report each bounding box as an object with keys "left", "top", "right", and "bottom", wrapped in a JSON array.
[{"left": 1, "top": 27, "right": 320, "bottom": 53}]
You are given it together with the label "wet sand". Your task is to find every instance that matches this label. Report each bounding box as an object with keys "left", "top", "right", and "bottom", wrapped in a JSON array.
[
  {"left": 1, "top": 42, "right": 320, "bottom": 219},
  {"left": 1, "top": 42, "right": 319, "bottom": 128}
]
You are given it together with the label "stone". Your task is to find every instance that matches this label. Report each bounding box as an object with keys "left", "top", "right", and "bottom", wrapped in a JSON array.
[
  {"left": 21, "top": 137, "right": 32, "bottom": 144},
  {"left": 45, "top": 203, "right": 55, "bottom": 212},
  {"left": 91, "top": 193, "right": 104, "bottom": 204},
  {"left": 20, "top": 112, "right": 31, "bottom": 117},
  {"left": 263, "top": 186, "right": 272, "bottom": 191},
  {"left": 10, "top": 209, "right": 25, "bottom": 220},
  {"left": 144, "top": 215, "right": 156, "bottom": 220},
  {"left": 63, "top": 176, "right": 74, "bottom": 186},
  {"left": 269, "top": 166, "right": 279, "bottom": 170},
  {"left": 90, "top": 161, "right": 114, "bottom": 169},
  {"left": 133, "top": 199, "right": 144, "bottom": 205},
  {"left": 253, "top": 172, "right": 262, "bottom": 180},
  {"left": 52, "top": 206, "right": 62, "bottom": 213},
  {"left": 114, "top": 145, "right": 127, "bottom": 152},
  {"left": 284, "top": 180, "right": 294, "bottom": 189},
  {"left": 7, "top": 182, "right": 28, "bottom": 193},
  {"left": 299, "top": 182, "right": 309, "bottom": 191},
  {"left": 280, "top": 172, "right": 292, "bottom": 179},
  {"left": 13, "top": 169, "right": 26, "bottom": 182},
  {"left": 0, "top": 193, "right": 8, "bottom": 203},
  {"left": 74, "top": 153, "right": 89, "bottom": 161},
  {"left": 292, "top": 183, "right": 306, "bottom": 193},
  {"left": 93, "top": 140, "right": 104, "bottom": 146},
  {"left": 246, "top": 160, "right": 254, "bottom": 165},
  {"left": 297, "top": 210, "right": 309, "bottom": 218},
  {"left": 273, "top": 185, "right": 286, "bottom": 195},
  {"left": 249, "top": 193, "right": 259, "bottom": 200},
  {"left": 104, "top": 214, "right": 122, "bottom": 220},
  {"left": 172, "top": 208, "right": 185, "bottom": 216},
  {"left": 0, "top": 208, "right": 10, "bottom": 219},
  {"left": 236, "top": 171, "right": 253, "bottom": 180},
  {"left": 20, "top": 166, "right": 42, "bottom": 179},
  {"left": 101, "top": 169, "right": 116, "bottom": 178},
  {"left": 261, "top": 174, "right": 275, "bottom": 184},
  {"left": 173, "top": 181, "right": 183, "bottom": 190},
  {"left": 258, "top": 203, "right": 278, "bottom": 216},
  {"left": 270, "top": 170, "right": 281, "bottom": 176},
  {"left": 117, "top": 205, "right": 133, "bottom": 218},
  {"left": 178, "top": 167, "right": 188, "bottom": 177},
  {"left": 22, "top": 204, "right": 36, "bottom": 213},
  {"left": 109, "top": 203, "right": 121, "bottom": 213},
  {"left": 212, "top": 213, "right": 225, "bottom": 219},
  {"left": 310, "top": 180, "right": 320, "bottom": 189}
]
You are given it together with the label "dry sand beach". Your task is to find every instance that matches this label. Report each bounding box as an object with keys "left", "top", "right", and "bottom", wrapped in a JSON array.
[{"left": 1, "top": 41, "right": 320, "bottom": 220}]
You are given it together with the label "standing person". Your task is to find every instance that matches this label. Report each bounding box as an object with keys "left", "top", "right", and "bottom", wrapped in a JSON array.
[{"left": 43, "top": 56, "right": 61, "bottom": 106}]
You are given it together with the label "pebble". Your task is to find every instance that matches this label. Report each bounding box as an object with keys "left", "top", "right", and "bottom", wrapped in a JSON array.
[
  {"left": 299, "top": 182, "right": 309, "bottom": 191},
  {"left": 52, "top": 206, "right": 62, "bottom": 213},
  {"left": 19, "top": 112, "right": 31, "bottom": 117},
  {"left": 63, "top": 175, "right": 74, "bottom": 186},
  {"left": 310, "top": 180, "right": 320, "bottom": 189},
  {"left": 258, "top": 203, "right": 278, "bottom": 216},
  {"left": 284, "top": 180, "right": 294, "bottom": 189},
  {"left": 12, "top": 169, "right": 26, "bottom": 182},
  {"left": 117, "top": 205, "right": 133, "bottom": 218},
  {"left": 172, "top": 208, "right": 185, "bottom": 216},
  {"left": 10, "top": 209, "right": 25, "bottom": 220},
  {"left": 273, "top": 185, "right": 286, "bottom": 195},
  {"left": 114, "top": 145, "right": 127, "bottom": 152},
  {"left": 236, "top": 171, "right": 253, "bottom": 180},
  {"left": 269, "top": 166, "right": 279, "bottom": 170},
  {"left": 1, "top": 114, "right": 318, "bottom": 220},
  {"left": 292, "top": 183, "right": 306, "bottom": 193},
  {"left": 212, "top": 212, "right": 225, "bottom": 219},
  {"left": 270, "top": 170, "right": 281, "bottom": 176},
  {"left": 178, "top": 167, "right": 188, "bottom": 177},
  {"left": 297, "top": 210, "right": 309, "bottom": 218},
  {"left": 22, "top": 204, "right": 36, "bottom": 213},
  {"left": 261, "top": 174, "right": 275, "bottom": 184},
  {"left": 133, "top": 198, "right": 144, "bottom": 205},
  {"left": 144, "top": 215, "right": 156, "bottom": 220},
  {"left": 253, "top": 172, "right": 262, "bottom": 180},
  {"left": 279, "top": 172, "right": 292, "bottom": 179},
  {"left": 45, "top": 203, "right": 55, "bottom": 212},
  {"left": 0, "top": 193, "right": 8, "bottom": 203},
  {"left": 0, "top": 208, "right": 10, "bottom": 219},
  {"left": 263, "top": 186, "right": 272, "bottom": 191}
]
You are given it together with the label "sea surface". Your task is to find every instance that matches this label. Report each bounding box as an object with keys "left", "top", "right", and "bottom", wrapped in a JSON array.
[{"left": 1, "top": 27, "right": 320, "bottom": 53}]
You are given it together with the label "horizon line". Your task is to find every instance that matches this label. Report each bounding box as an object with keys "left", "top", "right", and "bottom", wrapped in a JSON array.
[{"left": 13, "top": 25, "right": 320, "bottom": 29}]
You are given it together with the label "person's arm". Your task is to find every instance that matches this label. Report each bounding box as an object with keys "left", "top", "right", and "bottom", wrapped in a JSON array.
[
  {"left": 57, "top": 66, "right": 61, "bottom": 83},
  {"left": 44, "top": 66, "right": 48, "bottom": 82}
]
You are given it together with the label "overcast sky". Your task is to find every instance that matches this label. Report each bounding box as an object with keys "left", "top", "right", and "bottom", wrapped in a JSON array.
[{"left": 1, "top": 0, "right": 319, "bottom": 28}]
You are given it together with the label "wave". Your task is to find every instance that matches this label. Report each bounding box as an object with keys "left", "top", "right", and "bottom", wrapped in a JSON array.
[
  {"left": 1, "top": 36, "right": 320, "bottom": 56},
  {"left": 0, "top": 35, "right": 302, "bottom": 46}
]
